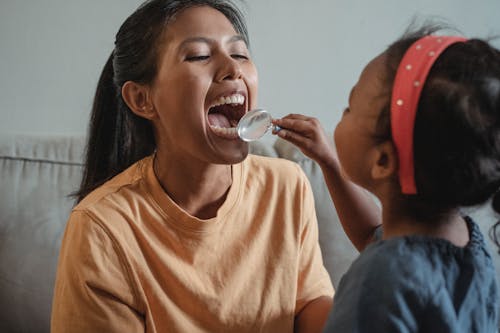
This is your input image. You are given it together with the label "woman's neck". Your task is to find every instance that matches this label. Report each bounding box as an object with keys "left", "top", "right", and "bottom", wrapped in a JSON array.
[{"left": 153, "top": 152, "right": 233, "bottom": 220}]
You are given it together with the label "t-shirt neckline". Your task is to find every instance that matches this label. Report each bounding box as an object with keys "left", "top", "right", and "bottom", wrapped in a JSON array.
[{"left": 141, "top": 155, "right": 243, "bottom": 234}]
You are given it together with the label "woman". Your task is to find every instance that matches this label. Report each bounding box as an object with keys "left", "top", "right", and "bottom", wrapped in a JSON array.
[{"left": 51, "top": 1, "right": 334, "bottom": 332}]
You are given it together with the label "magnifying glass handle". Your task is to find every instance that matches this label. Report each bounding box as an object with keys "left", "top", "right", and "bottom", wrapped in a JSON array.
[{"left": 271, "top": 124, "right": 281, "bottom": 133}]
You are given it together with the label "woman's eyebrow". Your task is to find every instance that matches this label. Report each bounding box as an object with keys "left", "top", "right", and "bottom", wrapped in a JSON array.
[
  {"left": 228, "top": 35, "right": 246, "bottom": 44},
  {"left": 179, "top": 35, "right": 246, "bottom": 49},
  {"left": 179, "top": 37, "right": 212, "bottom": 49}
]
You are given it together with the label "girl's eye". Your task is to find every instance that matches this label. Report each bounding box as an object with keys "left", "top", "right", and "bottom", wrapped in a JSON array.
[
  {"left": 185, "top": 55, "right": 210, "bottom": 62},
  {"left": 231, "top": 54, "right": 249, "bottom": 60},
  {"left": 342, "top": 107, "right": 350, "bottom": 115}
]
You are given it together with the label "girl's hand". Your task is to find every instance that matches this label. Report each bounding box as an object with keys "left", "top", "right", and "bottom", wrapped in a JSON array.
[
  {"left": 274, "top": 114, "right": 381, "bottom": 250},
  {"left": 273, "top": 114, "right": 337, "bottom": 169}
]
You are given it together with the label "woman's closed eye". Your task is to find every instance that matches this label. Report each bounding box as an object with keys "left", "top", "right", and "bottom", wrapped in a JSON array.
[
  {"left": 231, "top": 54, "right": 249, "bottom": 60},
  {"left": 185, "top": 55, "right": 210, "bottom": 62},
  {"left": 186, "top": 54, "right": 249, "bottom": 62}
]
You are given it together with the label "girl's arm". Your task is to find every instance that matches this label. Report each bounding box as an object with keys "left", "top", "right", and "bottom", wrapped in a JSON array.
[{"left": 273, "top": 114, "right": 381, "bottom": 251}]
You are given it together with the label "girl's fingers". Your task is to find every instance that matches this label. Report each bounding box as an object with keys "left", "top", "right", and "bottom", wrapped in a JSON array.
[
  {"left": 273, "top": 117, "right": 321, "bottom": 135},
  {"left": 275, "top": 128, "right": 311, "bottom": 148},
  {"left": 273, "top": 118, "right": 310, "bottom": 133},
  {"left": 282, "top": 113, "right": 312, "bottom": 121}
]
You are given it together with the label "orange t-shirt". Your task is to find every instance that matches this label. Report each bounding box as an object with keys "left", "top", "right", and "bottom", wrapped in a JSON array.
[{"left": 51, "top": 154, "right": 333, "bottom": 333}]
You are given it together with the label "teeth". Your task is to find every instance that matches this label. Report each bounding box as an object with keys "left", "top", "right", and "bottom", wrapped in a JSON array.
[
  {"left": 208, "top": 93, "right": 245, "bottom": 140},
  {"left": 210, "top": 125, "right": 239, "bottom": 139},
  {"left": 214, "top": 93, "right": 245, "bottom": 107}
]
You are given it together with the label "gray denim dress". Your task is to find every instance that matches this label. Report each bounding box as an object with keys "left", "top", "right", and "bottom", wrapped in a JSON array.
[{"left": 323, "top": 217, "right": 499, "bottom": 333}]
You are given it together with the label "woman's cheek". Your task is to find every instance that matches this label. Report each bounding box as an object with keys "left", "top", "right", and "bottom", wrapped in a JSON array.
[{"left": 246, "top": 66, "right": 258, "bottom": 109}]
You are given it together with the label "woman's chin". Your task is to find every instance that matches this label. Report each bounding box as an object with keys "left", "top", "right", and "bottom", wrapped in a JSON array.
[{"left": 219, "top": 144, "right": 249, "bottom": 165}]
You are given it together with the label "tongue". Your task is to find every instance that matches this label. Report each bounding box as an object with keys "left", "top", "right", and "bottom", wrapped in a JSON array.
[{"left": 208, "top": 113, "right": 231, "bottom": 128}]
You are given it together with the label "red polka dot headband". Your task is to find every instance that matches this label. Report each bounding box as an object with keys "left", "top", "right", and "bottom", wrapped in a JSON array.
[{"left": 391, "top": 35, "right": 467, "bottom": 194}]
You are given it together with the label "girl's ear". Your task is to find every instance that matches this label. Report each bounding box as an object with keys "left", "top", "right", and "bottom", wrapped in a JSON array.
[
  {"left": 121, "top": 81, "right": 156, "bottom": 120},
  {"left": 370, "top": 141, "right": 398, "bottom": 181}
]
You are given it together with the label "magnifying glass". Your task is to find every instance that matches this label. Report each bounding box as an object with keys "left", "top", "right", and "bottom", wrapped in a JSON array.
[{"left": 237, "top": 109, "right": 281, "bottom": 142}]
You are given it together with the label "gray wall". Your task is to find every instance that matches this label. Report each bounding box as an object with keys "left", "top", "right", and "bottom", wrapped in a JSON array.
[{"left": 1, "top": 0, "right": 500, "bottom": 140}]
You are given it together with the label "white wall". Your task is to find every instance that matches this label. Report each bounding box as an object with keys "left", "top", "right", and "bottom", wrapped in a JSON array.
[
  {"left": 1, "top": 0, "right": 499, "bottom": 139},
  {"left": 0, "top": 0, "right": 141, "bottom": 135}
]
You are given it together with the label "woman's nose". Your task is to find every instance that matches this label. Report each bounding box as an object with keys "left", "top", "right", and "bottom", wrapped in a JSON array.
[{"left": 215, "top": 56, "right": 243, "bottom": 82}]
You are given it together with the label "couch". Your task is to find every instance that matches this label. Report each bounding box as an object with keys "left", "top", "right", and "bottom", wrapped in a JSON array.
[{"left": 0, "top": 133, "right": 499, "bottom": 332}]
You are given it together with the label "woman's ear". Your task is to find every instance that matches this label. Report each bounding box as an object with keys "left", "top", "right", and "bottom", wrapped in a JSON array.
[
  {"left": 370, "top": 141, "right": 398, "bottom": 181},
  {"left": 121, "top": 81, "right": 156, "bottom": 120}
]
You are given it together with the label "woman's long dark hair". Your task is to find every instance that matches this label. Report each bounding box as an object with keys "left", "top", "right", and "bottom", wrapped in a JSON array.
[
  {"left": 374, "top": 24, "right": 500, "bottom": 250},
  {"left": 75, "top": 0, "right": 249, "bottom": 203}
]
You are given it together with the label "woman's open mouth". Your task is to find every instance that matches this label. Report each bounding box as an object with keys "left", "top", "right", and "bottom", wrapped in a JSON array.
[{"left": 207, "top": 93, "right": 246, "bottom": 140}]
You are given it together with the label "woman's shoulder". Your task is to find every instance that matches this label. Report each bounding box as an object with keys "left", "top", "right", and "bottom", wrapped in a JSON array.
[
  {"left": 74, "top": 156, "right": 151, "bottom": 212},
  {"left": 246, "top": 153, "right": 301, "bottom": 167},
  {"left": 245, "top": 154, "right": 305, "bottom": 177},
  {"left": 243, "top": 154, "right": 310, "bottom": 189}
]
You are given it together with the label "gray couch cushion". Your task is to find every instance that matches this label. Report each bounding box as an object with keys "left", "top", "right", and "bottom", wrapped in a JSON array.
[
  {"left": 273, "top": 138, "right": 358, "bottom": 287},
  {"left": 0, "top": 135, "right": 84, "bottom": 333}
]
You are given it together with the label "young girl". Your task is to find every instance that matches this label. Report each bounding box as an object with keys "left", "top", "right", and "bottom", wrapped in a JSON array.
[
  {"left": 274, "top": 26, "right": 500, "bottom": 331},
  {"left": 51, "top": 1, "right": 335, "bottom": 332}
]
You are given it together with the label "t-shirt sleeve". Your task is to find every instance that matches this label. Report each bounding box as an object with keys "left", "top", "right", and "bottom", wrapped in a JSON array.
[
  {"left": 51, "top": 210, "right": 144, "bottom": 333},
  {"left": 295, "top": 167, "right": 335, "bottom": 314}
]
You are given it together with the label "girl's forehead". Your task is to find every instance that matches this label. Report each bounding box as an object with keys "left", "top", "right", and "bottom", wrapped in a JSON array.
[
  {"left": 360, "top": 53, "right": 387, "bottom": 90},
  {"left": 353, "top": 53, "right": 389, "bottom": 114}
]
